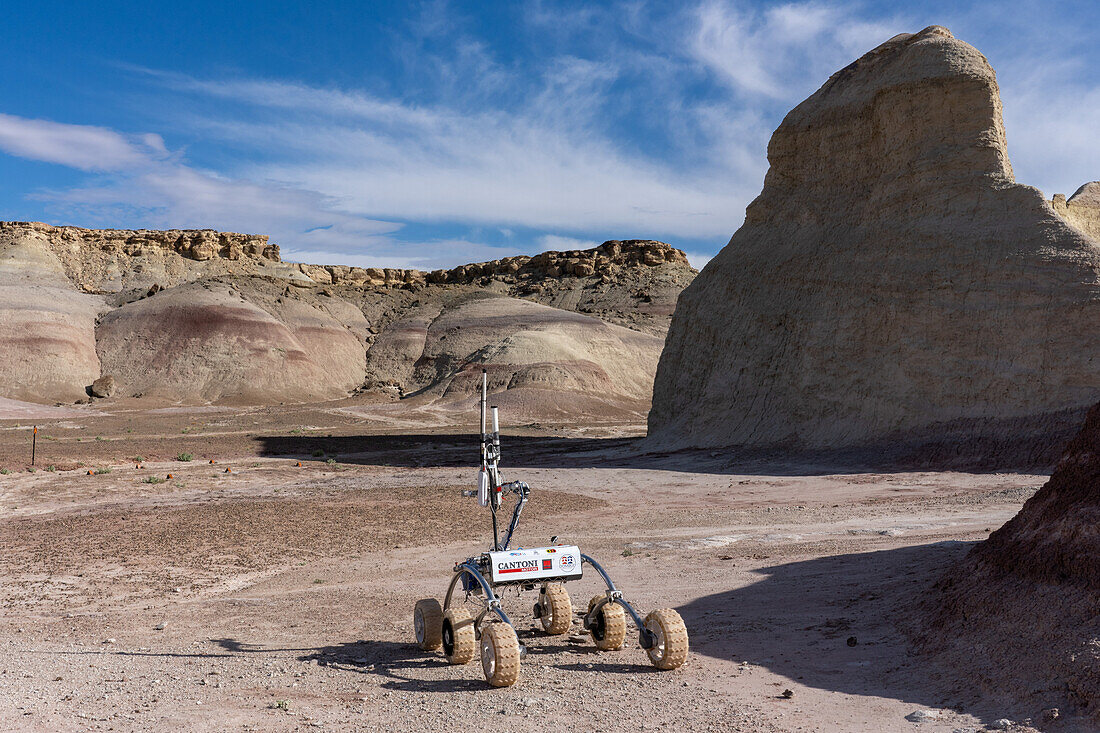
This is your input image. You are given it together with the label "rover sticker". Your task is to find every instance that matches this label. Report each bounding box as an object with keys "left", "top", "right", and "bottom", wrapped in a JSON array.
[
  {"left": 497, "top": 559, "right": 539, "bottom": 574},
  {"left": 560, "top": 554, "right": 577, "bottom": 572}
]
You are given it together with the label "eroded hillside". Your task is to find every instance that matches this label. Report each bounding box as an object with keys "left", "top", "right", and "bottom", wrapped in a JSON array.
[{"left": 0, "top": 222, "right": 695, "bottom": 416}]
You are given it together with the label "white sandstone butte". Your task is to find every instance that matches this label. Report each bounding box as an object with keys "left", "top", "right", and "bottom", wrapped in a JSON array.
[{"left": 649, "top": 25, "right": 1100, "bottom": 458}]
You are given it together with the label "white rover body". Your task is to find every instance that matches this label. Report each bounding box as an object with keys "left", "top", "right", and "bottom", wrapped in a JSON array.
[{"left": 412, "top": 370, "right": 689, "bottom": 687}]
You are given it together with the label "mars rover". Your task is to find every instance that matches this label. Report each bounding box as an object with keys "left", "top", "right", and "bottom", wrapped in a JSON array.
[{"left": 412, "top": 370, "right": 688, "bottom": 687}]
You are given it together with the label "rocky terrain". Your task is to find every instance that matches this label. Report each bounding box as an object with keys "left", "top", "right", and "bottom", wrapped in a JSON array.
[
  {"left": 0, "top": 402, "right": 1057, "bottom": 732},
  {"left": 648, "top": 26, "right": 1100, "bottom": 464},
  {"left": 1051, "top": 182, "right": 1100, "bottom": 241},
  {"left": 0, "top": 222, "right": 694, "bottom": 414},
  {"left": 915, "top": 401, "right": 1100, "bottom": 723}
]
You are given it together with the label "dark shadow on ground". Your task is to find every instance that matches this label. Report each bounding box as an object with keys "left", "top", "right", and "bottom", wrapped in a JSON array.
[
  {"left": 205, "top": 634, "right": 646, "bottom": 693},
  {"left": 255, "top": 431, "right": 1057, "bottom": 477},
  {"left": 678, "top": 541, "right": 1053, "bottom": 730}
]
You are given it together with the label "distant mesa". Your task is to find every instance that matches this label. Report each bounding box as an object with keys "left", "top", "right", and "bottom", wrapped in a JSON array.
[
  {"left": 648, "top": 25, "right": 1100, "bottom": 464},
  {"left": 0, "top": 221, "right": 695, "bottom": 412}
]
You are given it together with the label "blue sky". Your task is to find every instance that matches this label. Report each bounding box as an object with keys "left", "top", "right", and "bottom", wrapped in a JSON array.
[{"left": 2, "top": 1, "right": 1098, "bottom": 270}]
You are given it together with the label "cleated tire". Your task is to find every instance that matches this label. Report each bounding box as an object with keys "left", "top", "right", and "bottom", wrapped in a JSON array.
[
  {"left": 480, "top": 622, "right": 521, "bottom": 687},
  {"left": 644, "top": 608, "right": 689, "bottom": 670},
  {"left": 538, "top": 583, "right": 572, "bottom": 635},
  {"left": 413, "top": 598, "right": 443, "bottom": 651},
  {"left": 442, "top": 607, "right": 476, "bottom": 664},
  {"left": 587, "top": 595, "right": 627, "bottom": 651}
]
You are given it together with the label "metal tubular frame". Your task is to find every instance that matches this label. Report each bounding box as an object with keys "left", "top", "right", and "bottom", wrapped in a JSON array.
[
  {"left": 444, "top": 561, "right": 512, "bottom": 630},
  {"left": 581, "top": 554, "right": 657, "bottom": 649}
]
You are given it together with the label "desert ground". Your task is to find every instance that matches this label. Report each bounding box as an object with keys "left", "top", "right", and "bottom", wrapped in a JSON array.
[{"left": 0, "top": 397, "right": 1063, "bottom": 732}]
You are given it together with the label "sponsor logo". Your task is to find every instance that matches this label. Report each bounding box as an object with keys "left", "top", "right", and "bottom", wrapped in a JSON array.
[
  {"left": 496, "top": 560, "right": 539, "bottom": 574},
  {"left": 542, "top": 559, "right": 552, "bottom": 570},
  {"left": 560, "top": 554, "right": 577, "bottom": 572},
  {"left": 545, "top": 548, "right": 556, "bottom": 553}
]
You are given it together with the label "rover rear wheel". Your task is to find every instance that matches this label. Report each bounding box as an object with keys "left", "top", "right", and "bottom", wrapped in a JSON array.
[
  {"left": 480, "top": 622, "right": 521, "bottom": 687},
  {"left": 538, "top": 583, "right": 572, "bottom": 635},
  {"left": 644, "top": 608, "right": 689, "bottom": 670},
  {"left": 588, "top": 595, "right": 626, "bottom": 651},
  {"left": 413, "top": 598, "right": 443, "bottom": 650},
  {"left": 442, "top": 607, "right": 476, "bottom": 664}
]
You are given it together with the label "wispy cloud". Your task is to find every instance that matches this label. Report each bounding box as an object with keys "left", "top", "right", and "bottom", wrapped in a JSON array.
[
  {"left": 6, "top": 0, "right": 1097, "bottom": 273},
  {"left": 537, "top": 234, "right": 599, "bottom": 251},
  {"left": 0, "top": 113, "right": 164, "bottom": 172},
  {"left": 690, "top": 1, "right": 903, "bottom": 99}
]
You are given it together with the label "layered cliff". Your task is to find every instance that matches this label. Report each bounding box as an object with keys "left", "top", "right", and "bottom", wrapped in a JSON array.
[
  {"left": 0, "top": 222, "right": 695, "bottom": 411},
  {"left": 648, "top": 26, "right": 1100, "bottom": 460}
]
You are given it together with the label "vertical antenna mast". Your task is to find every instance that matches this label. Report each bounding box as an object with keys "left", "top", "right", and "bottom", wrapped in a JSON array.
[
  {"left": 480, "top": 369, "right": 487, "bottom": 466},
  {"left": 481, "top": 368, "right": 500, "bottom": 549}
]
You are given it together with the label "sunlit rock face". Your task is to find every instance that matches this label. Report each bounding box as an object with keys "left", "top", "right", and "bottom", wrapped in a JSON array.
[{"left": 649, "top": 26, "right": 1100, "bottom": 460}]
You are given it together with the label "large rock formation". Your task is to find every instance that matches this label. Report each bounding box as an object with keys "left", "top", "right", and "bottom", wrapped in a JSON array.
[
  {"left": 649, "top": 26, "right": 1100, "bottom": 459},
  {"left": 0, "top": 221, "right": 298, "bottom": 295},
  {"left": 1051, "top": 182, "right": 1100, "bottom": 241},
  {"left": 916, "top": 403, "right": 1100, "bottom": 721},
  {"left": 96, "top": 282, "right": 367, "bottom": 403},
  {"left": 0, "top": 222, "right": 694, "bottom": 410},
  {"left": 364, "top": 294, "right": 663, "bottom": 416},
  {"left": 0, "top": 226, "right": 104, "bottom": 402}
]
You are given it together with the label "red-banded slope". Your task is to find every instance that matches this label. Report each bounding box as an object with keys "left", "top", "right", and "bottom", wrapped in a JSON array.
[{"left": 0, "top": 222, "right": 695, "bottom": 411}]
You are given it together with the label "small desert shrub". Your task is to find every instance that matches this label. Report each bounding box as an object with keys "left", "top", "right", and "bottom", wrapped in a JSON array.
[
  {"left": 325, "top": 458, "right": 336, "bottom": 465},
  {"left": 272, "top": 699, "right": 290, "bottom": 711},
  {"left": 177, "top": 453, "right": 193, "bottom": 462},
  {"left": 46, "top": 465, "right": 57, "bottom": 472},
  {"left": 132, "top": 456, "right": 144, "bottom": 463},
  {"left": 95, "top": 467, "right": 112, "bottom": 475},
  {"left": 142, "top": 476, "right": 166, "bottom": 484},
  {"left": 0, "top": 468, "right": 10, "bottom": 475}
]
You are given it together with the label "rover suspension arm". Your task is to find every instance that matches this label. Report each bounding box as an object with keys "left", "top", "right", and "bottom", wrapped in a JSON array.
[{"left": 581, "top": 554, "right": 657, "bottom": 649}]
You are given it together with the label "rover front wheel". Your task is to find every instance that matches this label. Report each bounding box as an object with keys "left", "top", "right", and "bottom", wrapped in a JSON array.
[
  {"left": 442, "top": 607, "right": 476, "bottom": 664},
  {"left": 480, "top": 622, "right": 521, "bottom": 687},
  {"left": 413, "top": 598, "right": 443, "bottom": 650},
  {"left": 538, "top": 583, "right": 572, "bottom": 635},
  {"left": 644, "top": 608, "right": 689, "bottom": 670}
]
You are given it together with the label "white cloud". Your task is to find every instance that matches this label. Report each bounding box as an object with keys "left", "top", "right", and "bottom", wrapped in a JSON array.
[
  {"left": 998, "top": 65, "right": 1100, "bottom": 199},
  {"left": 122, "top": 73, "right": 751, "bottom": 241},
  {"left": 690, "top": 1, "right": 903, "bottom": 99},
  {"left": 0, "top": 113, "right": 161, "bottom": 172},
  {"left": 0, "top": 1, "right": 929, "bottom": 270},
  {"left": 536, "top": 235, "right": 599, "bottom": 252},
  {"left": 683, "top": 250, "right": 713, "bottom": 270}
]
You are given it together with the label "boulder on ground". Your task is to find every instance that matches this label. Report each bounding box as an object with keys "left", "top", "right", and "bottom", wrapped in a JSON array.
[{"left": 90, "top": 375, "right": 116, "bottom": 398}]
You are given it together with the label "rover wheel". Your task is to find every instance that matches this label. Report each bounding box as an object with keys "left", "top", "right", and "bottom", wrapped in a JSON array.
[
  {"left": 538, "top": 583, "right": 572, "bottom": 635},
  {"left": 587, "top": 595, "right": 626, "bottom": 651},
  {"left": 413, "top": 599, "right": 443, "bottom": 650},
  {"left": 442, "top": 607, "right": 476, "bottom": 664},
  {"left": 480, "top": 622, "right": 521, "bottom": 687},
  {"left": 644, "top": 608, "right": 689, "bottom": 670}
]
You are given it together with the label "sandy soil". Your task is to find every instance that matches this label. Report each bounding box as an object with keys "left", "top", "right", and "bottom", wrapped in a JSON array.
[{"left": 0, "top": 400, "right": 1070, "bottom": 731}]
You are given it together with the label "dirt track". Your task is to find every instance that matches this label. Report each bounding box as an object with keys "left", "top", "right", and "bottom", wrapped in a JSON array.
[{"left": 0, "top": 403, "right": 1066, "bottom": 731}]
